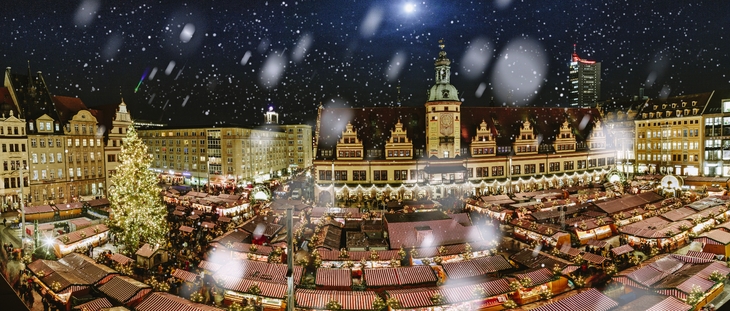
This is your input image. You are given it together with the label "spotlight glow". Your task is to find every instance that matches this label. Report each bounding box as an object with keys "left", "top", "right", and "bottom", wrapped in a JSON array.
[{"left": 404, "top": 3, "right": 416, "bottom": 14}]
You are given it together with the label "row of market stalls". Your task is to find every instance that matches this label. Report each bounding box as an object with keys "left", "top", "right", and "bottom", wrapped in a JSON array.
[
  {"left": 23, "top": 202, "right": 85, "bottom": 222},
  {"left": 618, "top": 196, "right": 730, "bottom": 251},
  {"left": 28, "top": 252, "right": 223, "bottom": 311},
  {"left": 611, "top": 253, "right": 730, "bottom": 310},
  {"left": 165, "top": 190, "right": 253, "bottom": 217}
]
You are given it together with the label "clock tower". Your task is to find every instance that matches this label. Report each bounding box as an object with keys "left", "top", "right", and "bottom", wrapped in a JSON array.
[{"left": 425, "top": 40, "right": 462, "bottom": 158}]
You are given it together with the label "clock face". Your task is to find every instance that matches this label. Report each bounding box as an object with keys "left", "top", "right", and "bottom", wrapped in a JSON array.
[{"left": 440, "top": 113, "right": 453, "bottom": 135}]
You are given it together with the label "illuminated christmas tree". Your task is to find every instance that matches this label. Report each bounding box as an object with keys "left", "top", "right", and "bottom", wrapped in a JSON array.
[{"left": 108, "top": 125, "right": 167, "bottom": 254}]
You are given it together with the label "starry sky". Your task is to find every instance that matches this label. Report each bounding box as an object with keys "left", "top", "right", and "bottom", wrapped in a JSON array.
[{"left": 2, "top": 0, "right": 729, "bottom": 127}]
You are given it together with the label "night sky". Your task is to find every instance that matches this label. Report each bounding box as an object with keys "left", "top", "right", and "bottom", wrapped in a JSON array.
[{"left": 2, "top": 1, "right": 729, "bottom": 127}]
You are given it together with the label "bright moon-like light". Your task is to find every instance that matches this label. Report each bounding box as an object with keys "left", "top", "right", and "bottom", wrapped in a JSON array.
[{"left": 404, "top": 3, "right": 416, "bottom": 13}]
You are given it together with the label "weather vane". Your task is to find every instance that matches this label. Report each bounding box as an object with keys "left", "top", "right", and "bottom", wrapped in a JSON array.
[{"left": 438, "top": 39, "right": 445, "bottom": 50}]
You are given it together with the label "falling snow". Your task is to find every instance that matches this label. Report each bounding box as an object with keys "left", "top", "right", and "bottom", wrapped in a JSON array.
[{"left": 1, "top": 1, "right": 728, "bottom": 126}]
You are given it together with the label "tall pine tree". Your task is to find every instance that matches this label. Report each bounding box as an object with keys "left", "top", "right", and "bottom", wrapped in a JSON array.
[{"left": 108, "top": 125, "right": 167, "bottom": 254}]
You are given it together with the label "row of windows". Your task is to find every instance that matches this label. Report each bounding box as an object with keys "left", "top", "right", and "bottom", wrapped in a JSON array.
[
  {"left": 637, "top": 154, "right": 698, "bottom": 162},
  {"left": 317, "top": 158, "right": 613, "bottom": 181},
  {"left": 638, "top": 142, "right": 699, "bottom": 150},
  {"left": 67, "top": 138, "right": 103, "bottom": 148},
  {"left": 387, "top": 150, "right": 410, "bottom": 157},
  {"left": 30, "top": 138, "right": 62, "bottom": 148}
]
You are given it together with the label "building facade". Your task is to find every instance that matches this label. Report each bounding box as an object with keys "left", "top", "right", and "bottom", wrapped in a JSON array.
[
  {"left": 569, "top": 48, "right": 601, "bottom": 107},
  {"left": 139, "top": 123, "right": 312, "bottom": 187},
  {"left": 312, "top": 44, "right": 615, "bottom": 205},
  {"left": 63, "top": 110, "right": 106, "bottom": 200},
  {"left": 104, "top": 100, "right": 133, "bottom": 189},
  {"left": 27, "top": 113, "right": 66, "bottom": 205},
  {"left": 0, "top": 112, "right": 29, "bottom": 210}
]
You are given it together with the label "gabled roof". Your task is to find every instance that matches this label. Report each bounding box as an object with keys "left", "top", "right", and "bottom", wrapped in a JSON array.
[
  {"left": 315, "top": 106, "right": 601, "bottom": 160},
  {"left": 51, "top": 95, "right": 87, "bottom": 124}
]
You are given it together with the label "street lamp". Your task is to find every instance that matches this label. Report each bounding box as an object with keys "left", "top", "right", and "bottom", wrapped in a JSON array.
[{"left": 18, "top": 164, "right": 27, "bottom": 244}]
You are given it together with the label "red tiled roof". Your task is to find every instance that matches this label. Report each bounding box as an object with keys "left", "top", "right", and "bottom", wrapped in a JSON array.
[
  {"left": 73, "top": 297, "right": 112, "bottom": 311},
  {"left": 172, "top": 269, "right": 199, "bottom": 283},
  {"left": 52, "top": 96, "right": 88, "bottom": 124}
]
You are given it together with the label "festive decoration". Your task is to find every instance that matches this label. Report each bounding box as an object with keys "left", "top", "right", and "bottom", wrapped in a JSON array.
[
  {"left": 686, "top": 284, "right": 704, "bottom": 306},
  {"left": 519, "top": 277, "right": 532, "bottom": 288},
  {"left": 472, "top": 286, "right": 487, "bottom": 298},
  {"left": 538, "top": 286, "right": 553, "bottom": 300},
  {"left": 572, "top": 274, "right": 586, "bottom": 288},
  {"left": 710, "top": 270, "right": 727, "bottom": 283},
  {"left": 386, "top": 297, "right": 401, "bottom": 309},
  {"left": 51, "top": 281, "right": 62, "bottom": 292},
  {"left": 371, "top": 296, "right": 387, "bottom": 311},
  {"left": 247, "top": 283, "right": 262, "bottom": 296},
  {"left": 326, "top": 299, "right": 342, "bottom": 311},
  {"left": 190, "top": 292, "right": 204, "bottom": 303},
  {"left": 430, "top": 292, "right": 445, "bottom": 305},
  {"left": 503, "top": 299, "right": 517, "bottom": 309},
  {"left": 108, "top": 125, "right": 168, "bottom": 254}
]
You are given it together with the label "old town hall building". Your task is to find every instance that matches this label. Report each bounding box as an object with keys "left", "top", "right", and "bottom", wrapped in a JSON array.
[{"left": 312, "top": 44, "right": 615, "bottom": 205}]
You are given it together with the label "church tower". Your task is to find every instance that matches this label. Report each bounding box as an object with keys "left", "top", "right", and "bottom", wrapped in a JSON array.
[{"left": 425, "top": 40, "right": 462, "bottom": 158}]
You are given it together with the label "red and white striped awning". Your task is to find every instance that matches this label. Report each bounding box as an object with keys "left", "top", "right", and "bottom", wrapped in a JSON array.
[
  {"left": 442, "top": 260, "right": 482, "bottom": 279},
  {"left": 136, "top": 292, "right": 223, "bottom": 311},
  {"left": 179, "top": 225, "right": 194, "bottom": 233},
  {"left": 611, "top": 244, "right": 634, "bottom": 256},
  {"left": 675, "top": 275, "right": 715, "bottom": 294},
  {"left": 479, "top": 278, "right": 512, "bottom": 297},
  {"left": 686, "top": 250, "right": 716, "bottom": 260},
  {"left": 315, "top": 268, "right": 351, "bottom": 287},
  {"left": 670, "top": 254, "right": 715, "bottom": 264},
  {"left": 626, "top": 266, "right": 667, "bottom": 287},
  {"left": 396, "top": 265, "right": 437, "bottom": 285},
  {"left": 216, "top": 276, "right": 286, "bottom": 299},
  {"left": 73, "top": 297, "right": 112, "bottom": 311},
  {"left": 582, "top": 252, "right": 608, "bottom": 265},
  {"left": 696, "top": 261, "right": 730, "bottom": 280},
  {"left": 296, "top": 289, "right": 377, "bottom": 310},
  {"left": 656, "top": 289, "right": 687, "bottom": 300},
  {"left": 57, "top": 285, "right": 88, "bottom": 295},
  {"left": 561, "top": 265, "right": 579, "bottom": 275},
  {"left": 386, "top": 287, "right": 437, "bottom": 308},
  {"left": 110, "top": 253, "right": 133, "bottom": 266},
  {"left": 557, "top": 288, "right": 618, "bottom": 311},
  {"left": 645, "top": 295, "right": 692, "bottom": 311},
  {"left": 364, "top": 268, "right": 398, "bottom": 287},
  {"left": 694, "top": 236, "right": 722, "bottom": 245},
  {"left": 513, "top": 268, "right": 553, "bottom": 286},
  {"left": 531, "top": 288, "right": 617, "bottom": 311},
  {"left": 172, "top": 269, "right": 199, "bottom": 283},
  {"left": 198, "top": 260, "right": 222, "bottom": 273},
  {"left": 98, "top": 276, "right": 151, "bottom": 304},
  {"left": 612, "top": 276, "right": 648, "bottom": 289},
  {"left": 472, "top": 255, "right": 513, "bottom": 273}
]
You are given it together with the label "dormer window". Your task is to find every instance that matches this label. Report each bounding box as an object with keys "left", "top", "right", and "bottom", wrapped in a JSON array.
[
  {"left": 666, "top": 111, "right": 672, "bottom": 117},
  {"left": 692, "top": 101, "right": 697, "bottom": 106},
  {"left": 684, "top": 109, "right": 689, "bottom": 115},
  {"left": 653, "top": 105, "right": 658, "bottom": 110},
  {"left": 662, "top": 104, "right": 667, "bottom": 109},
  {"left": 682, "top": 102, "right": 687, "bottom": 107},
  {"left": 693, "top": 108, "right": 699, "bottom": 115},
  {"left": 672, "top": 103, "right": 676, "bottom": 108}
]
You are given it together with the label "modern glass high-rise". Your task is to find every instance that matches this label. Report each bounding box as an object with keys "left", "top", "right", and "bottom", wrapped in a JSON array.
[{"left": 569, "top": 46, "right": 601, "bottom": 107}]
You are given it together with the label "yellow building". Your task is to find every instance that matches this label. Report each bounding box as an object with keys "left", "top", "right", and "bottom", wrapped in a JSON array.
[
  {"left": 312, "top": 44, "right": 614, "bottom": 205},
  {"left": 139, "top": 123, "right": 312, "bottom": 187},
  {"left": 634, "top": 92, "right": 711, "bottom": 176},
  {"left": 63, "top": 109, "right": 106, "bottom": 200},
  {"left": 0, "top": 111, "right": 29, "bottom": 211},
  {"left": 27, "top": 113, "right": 66, "bottom": 205}
]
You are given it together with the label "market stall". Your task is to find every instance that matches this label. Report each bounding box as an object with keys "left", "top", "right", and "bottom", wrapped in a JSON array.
[
  {"left": 530, "top": 288, "right": 618, "bottom": 311},
  {"left": 53, "top": 224, "right": 109, "bottom": 258},
  {"left": 136, "top": 292, "right": 223, "bottom": 311},
  {"left": 135, "top": 243, "right": 168, "bottom": 269}
]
